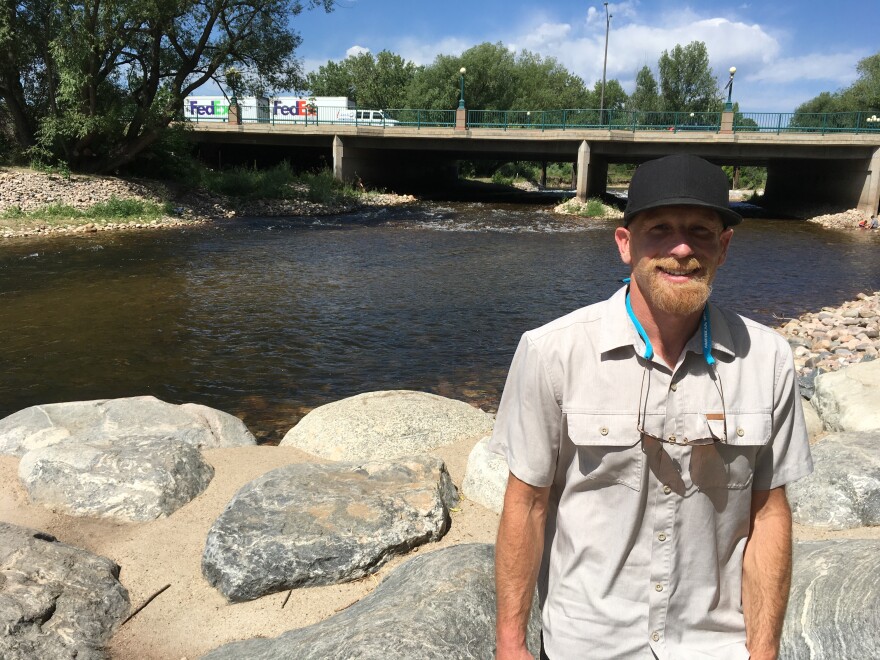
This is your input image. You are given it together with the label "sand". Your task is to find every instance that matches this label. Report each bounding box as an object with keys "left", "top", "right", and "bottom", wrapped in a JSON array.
[{"left": 0, "top": 435, "right": 500, "bottom": 659}]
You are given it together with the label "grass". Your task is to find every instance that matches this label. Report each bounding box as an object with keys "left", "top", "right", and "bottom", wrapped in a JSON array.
[
  {"left": 1, "top": 196, "right": 173, "bottom": 232},
  {"left": 556, "top": 197, "right": 614, "bottom": 218},
  {"left": 198, "top": 162, "right": 361, "bottom": 206}
]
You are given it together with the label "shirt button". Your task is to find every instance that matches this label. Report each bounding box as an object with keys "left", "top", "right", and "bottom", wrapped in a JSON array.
[
  {"left": 655, "top": 583, "right": 663, "bottom": 592},
  {"left": 652, "top": 631, "right": 660, "bottom": 642},
  {"left": 737, "top": 428, "right": 745, "bottom": 437},
  {"left": 663, "top": 485, "right": 672, "bottom": 494},
  {"left": 670, "top": 382, "right": 677, "bottom": 392},
  {"left": 600, "top": 426, "right": 609, "bottom": 436},
  {"left": 668, "top": 434, "right": 677, "bottom": 443},
  {"left": 658, "top": 533, "right": 667, "bottom": 541}
]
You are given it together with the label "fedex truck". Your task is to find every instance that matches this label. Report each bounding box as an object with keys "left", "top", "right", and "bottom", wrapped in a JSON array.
[
  {"left": 269, "top": 96, "right": 354, "bottom": 124},
  {"left": 183, "top": 96, "right": 270, "bottom": 122}
]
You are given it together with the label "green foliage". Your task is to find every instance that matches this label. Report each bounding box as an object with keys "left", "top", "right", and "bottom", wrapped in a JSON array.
[
  {"left": 198, "top": 162, "right": 358, "bottom": 204},
  {"left": 722, "top": 165, "right": 766, "bottom": 190},
  {"left": 3, "top": 196, "right": 169, "bottom": 220},
  {"left": 404, "top": 42, "right": 593, "bottom": 111},
  {"left": 793, "top": 52, "right": 880, "bottom": 118},
  {"left": 558, "top": 197, "right": 610, "bottom": 218},
  {"left": 0, "top": 0, "right": 336, "bottom": 172},
  {"left": 307, "top": 50, "right": 417, "bottom": 108},
  {"left": 628, "top": 66, "right": 661, "bottom": 112},
  {"left": 657, "top": 42, "right": 722, "bottom": 113}
]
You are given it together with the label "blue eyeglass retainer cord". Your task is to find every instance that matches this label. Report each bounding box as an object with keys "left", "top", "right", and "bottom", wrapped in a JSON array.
[{"left": 621, "top": 278, "right": 715, "bottom": 366}]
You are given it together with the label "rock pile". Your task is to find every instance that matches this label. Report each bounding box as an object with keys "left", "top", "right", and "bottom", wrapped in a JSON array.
[
  {"left": 805, "top": 208, "right": 872, "bottom": 229},
  {"left": 776, "top": 291, "right": 879, "bottom": 377},
  {"left": 0, "top": 168, "right": 166, "bottom": 213},
  {"left": 0, "top": 167, "right": 417, "bottom": 239}
]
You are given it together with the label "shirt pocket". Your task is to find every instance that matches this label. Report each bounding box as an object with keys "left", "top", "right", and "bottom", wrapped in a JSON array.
[
  {"left": 564, "top": 412, "right": 643, "bottom": 491},
  {"left": 689, "top": 412, "right": 771, "bottom": 489}
]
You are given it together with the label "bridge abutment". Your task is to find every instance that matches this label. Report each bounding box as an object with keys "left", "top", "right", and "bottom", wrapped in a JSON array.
[{"left": 765, "top": 152, "right": 880, "bottom": 215}]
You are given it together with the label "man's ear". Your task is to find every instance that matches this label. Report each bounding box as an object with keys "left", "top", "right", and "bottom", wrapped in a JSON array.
[
  {"left": 717, "top": 227, "right": 734, "bottom": 267},
  {"left": 614, "top": 226, "right": 633, "bottom": 265}
]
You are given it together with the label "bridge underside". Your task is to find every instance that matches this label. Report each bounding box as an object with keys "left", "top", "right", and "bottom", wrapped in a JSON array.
[{"left": 189, "top": 128, "right": 880, "bottom": 216}]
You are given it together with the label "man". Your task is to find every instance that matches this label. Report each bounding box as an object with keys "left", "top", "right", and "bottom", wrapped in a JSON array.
[{"left": 491, "top": 154, "right": 813, "bottom": 660}]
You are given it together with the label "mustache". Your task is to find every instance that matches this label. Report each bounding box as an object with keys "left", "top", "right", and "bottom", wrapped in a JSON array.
[{"left": 650, "top": 257, "right": 704, "bottom": 272}]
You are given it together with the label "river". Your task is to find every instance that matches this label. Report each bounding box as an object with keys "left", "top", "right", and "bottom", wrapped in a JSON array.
[{"left": 1, "top": 202, "right": 878, "bottom": 442}]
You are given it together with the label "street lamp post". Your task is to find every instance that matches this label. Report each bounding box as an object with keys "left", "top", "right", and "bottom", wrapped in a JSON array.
[
  {"left": 599, "top": 2, "right": 612, "bottom": 125},
  {"left": 458, "top": 67, "right": 467, "bottom": 110},
  {"left": 724, "top": 66, "right": 737, "bottom": 111}
]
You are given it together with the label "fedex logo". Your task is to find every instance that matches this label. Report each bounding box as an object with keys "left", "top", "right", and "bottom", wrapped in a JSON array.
[
  {"left": 188, "top": 100, "right": 228, "bottom": 116},
  {"left": 273, "top": 100, "right": 316, "bottom": 116}
]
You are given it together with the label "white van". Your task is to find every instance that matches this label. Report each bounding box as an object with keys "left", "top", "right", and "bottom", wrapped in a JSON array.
[{"left": 334, "top": 109, "right": 399, "bottom": 126}]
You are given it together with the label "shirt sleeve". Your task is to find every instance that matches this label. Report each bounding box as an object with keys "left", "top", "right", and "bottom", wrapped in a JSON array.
[
  {"left": 488, "top": 332, "right": 563, "bottom": 488},
  {"left": 752, "top": 340, "right": 813, "bottom": 490}
]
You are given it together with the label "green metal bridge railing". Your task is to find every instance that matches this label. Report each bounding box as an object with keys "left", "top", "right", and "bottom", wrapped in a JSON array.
[{"left": 183, "top": 104, "right": 880, "bottom": 134}]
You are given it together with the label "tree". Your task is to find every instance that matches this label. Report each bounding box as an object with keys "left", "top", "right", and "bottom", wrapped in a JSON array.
[
  {"left": 0, "top": 0, "right": 335, "bottom": 172},
  {"left": 793, "top": 52, "right": 880, "bottom": 115},
  {"left": 307, "top": 50, "right": 417, "bottom": 108},
  {"left": 404, "top": 43, "right": 593, "bottom": 111},
  {"left": 510, "top": 50, "right": 591, "bottom": 109},
  {"left": 591, "top": 79, "right": 627, "bottom": 111},
  {"left": 657, "top": 41, "right": 721, "bottom": 112},
  {"left": 627, "top": 65, "right": 660, "bottom": 112}
]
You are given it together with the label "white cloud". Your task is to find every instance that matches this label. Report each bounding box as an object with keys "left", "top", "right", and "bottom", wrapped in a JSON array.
[
  {"left": 395, "top": 36, "right": 472, "bottom": 65},
  {"left": 346, "top": 45, "right": 371, "bottom": 57},
  {"left": 747, "top": 51, "right": 866, "bottom": 85}
]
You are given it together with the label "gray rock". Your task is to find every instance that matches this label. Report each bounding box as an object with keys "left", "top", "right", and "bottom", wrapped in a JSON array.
[
  {"left": 780, "top": 539, "right": 880, "bottom": 660},
  {"left": 18, "top": 435, "right": 215, "bottom": 521},
  {"left": 280, "top": 390, "right": 494, "bottom": 461},
  {"left": 0, "top": 522, "right": 129, "bottom": 660},
  {"left": 798, "top": 369, "right": 817, "bottom": 399},
  {"left": 0, "top": 396, "right": 255, "bottom": 457},
  {"left": 812, "top": 360, "right": 880, "bottom": 432},
  {"left": 801, "top": 398, "right": 824, "bottom": 441},
  {"left": 462, "top": 435, "right": 509, "bottom": 514},
  {"left": 788, "top": 432, "right": 880, "bottom": 529},
  {"left": 202, "top": 455, "right": 459, "bottom": 602},
  {"left": 201, "top": 543, "right": 542, "bottom": 660}
]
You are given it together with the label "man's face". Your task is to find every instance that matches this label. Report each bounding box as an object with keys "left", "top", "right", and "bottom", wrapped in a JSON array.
[{"left": 615, "top": 206, "right": 733, "bottom": 316}]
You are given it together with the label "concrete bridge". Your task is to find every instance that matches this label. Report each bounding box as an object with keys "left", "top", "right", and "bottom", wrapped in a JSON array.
[{"left": 188, "top": 118, "right": 880, "bottom": 215}]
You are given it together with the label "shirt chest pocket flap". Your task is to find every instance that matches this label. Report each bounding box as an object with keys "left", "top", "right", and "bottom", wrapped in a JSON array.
[
  {"left": 695, "top": 411, "right": 772, "bottom": 489},
  {"left": 565, "top": 412, "right": 643, "bottom": 491}
]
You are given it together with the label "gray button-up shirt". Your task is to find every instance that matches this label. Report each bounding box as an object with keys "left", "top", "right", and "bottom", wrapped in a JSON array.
[{"left": 490, "top": 286, "right": 813, "bottom": 659}]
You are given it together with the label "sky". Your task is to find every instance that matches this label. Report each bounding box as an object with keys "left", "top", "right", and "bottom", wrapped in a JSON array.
[{"left": 286, "top": 0, "right": 879, "bottom": 113}]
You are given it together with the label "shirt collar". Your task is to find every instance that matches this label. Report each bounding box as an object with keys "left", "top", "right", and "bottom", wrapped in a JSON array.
[{"left": 598, "top": 285, "right": 736, "bottom": 360}]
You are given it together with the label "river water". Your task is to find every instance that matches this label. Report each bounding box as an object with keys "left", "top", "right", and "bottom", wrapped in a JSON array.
[{"left": 2, "top": 202, "right": 878, "bottom": 442}]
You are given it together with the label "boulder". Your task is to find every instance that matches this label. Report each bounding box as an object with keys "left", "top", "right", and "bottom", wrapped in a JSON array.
[
  {"left": 18, "top": 434, "right": 215, "bottom": 521},
  {"left": 0, "top": 522, "right": 130, "bottom": 660},
  {"left": 202, "top": 455, "right": 459, "bottom": 602},
  {"left": 201, "top": 543, "right": 542, "bottom": 660},
  {"left": 801, "top": 398, "right": 824, "bottom": 441},
  {"left": 811, "top": 360, "right": 880, "bottom": 432},
  {"left": 0, "top": 396, "right": 255, "bottom": 457},
  {"left": 280, "top": 390, "right": 494, "bottom": 461},
  {"left": 462, "top": 435, "right": 509, "bottom": 513},
  {"left": 780, "top": 539, "right": 880, "bottom": 660},
  {"left": 787, "top": 432, "right": 880, "bottom": 529}
]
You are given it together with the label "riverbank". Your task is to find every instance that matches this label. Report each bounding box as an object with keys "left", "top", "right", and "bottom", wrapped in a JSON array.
[{"left": 0, "top": 167, "right": 416, "bottom": 239}]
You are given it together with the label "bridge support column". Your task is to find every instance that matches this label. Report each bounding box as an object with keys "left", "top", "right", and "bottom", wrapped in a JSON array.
[
  {"left": 859, "top": 147, "right": 880, "bottom": 215},
  {"left": 576, "top": 141, "right": 608, "bottom": 202},
  {"left": 332, "top": 136, "right": 345, "bottom": 182},
  {"left": 576, "top": 141, "right": 590, "bottom": 202}
]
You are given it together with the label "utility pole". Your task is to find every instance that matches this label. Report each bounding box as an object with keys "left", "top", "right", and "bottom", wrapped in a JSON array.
[{"left": 599, "top": 2, "right": 612, "bottom": 125}]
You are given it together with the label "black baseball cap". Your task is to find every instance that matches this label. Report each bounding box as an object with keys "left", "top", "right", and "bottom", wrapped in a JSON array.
[{"left": 623, "top": 154, "right": 742, "bottom": 227}]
